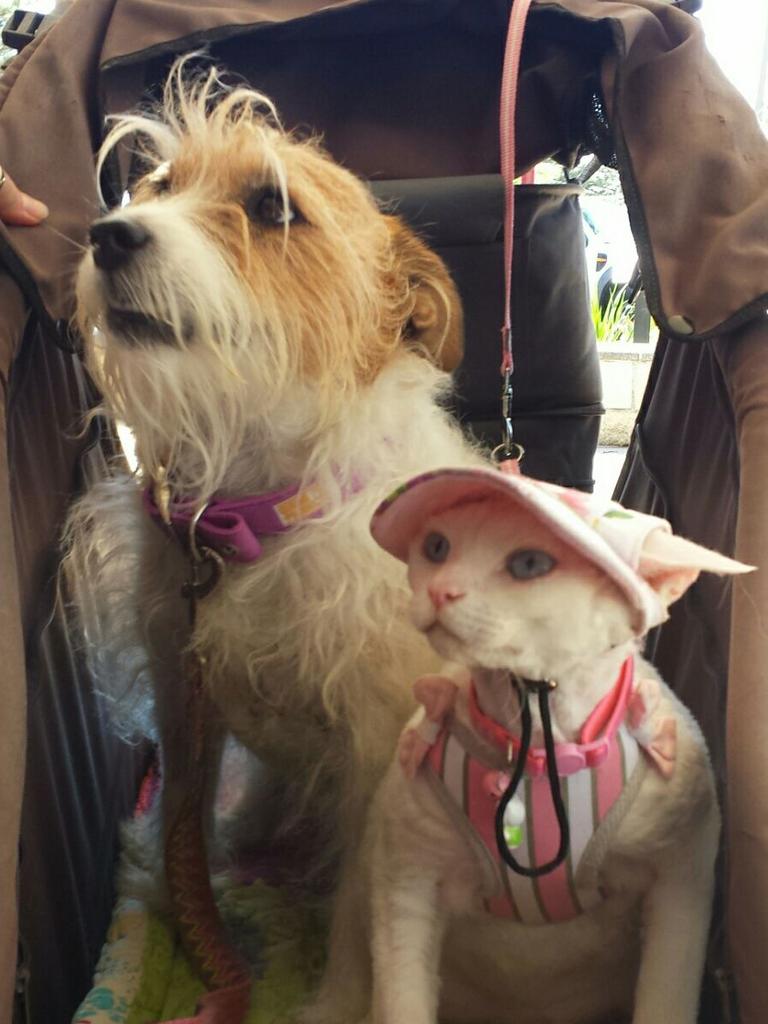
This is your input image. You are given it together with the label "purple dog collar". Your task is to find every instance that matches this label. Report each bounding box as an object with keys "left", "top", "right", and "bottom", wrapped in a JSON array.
[{"left": 143, "top": 478, "right": 341, "bottom": 563}]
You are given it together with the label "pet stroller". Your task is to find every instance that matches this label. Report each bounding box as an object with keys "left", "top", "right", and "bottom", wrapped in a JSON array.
[{"left": 1, "top": 0, "right": 767, "bottom": 1021}]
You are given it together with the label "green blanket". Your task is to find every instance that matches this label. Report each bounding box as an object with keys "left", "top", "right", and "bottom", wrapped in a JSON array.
[{"left": 73, "top": 881, "right": 326, "bottom": 1024}]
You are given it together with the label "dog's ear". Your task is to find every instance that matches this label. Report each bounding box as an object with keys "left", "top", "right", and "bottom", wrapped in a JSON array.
[
  {"left": 638, "top": 528, "right": 754, "bottom": 608},
  {"left": 386, "top": 216, "right": 464, "bottom": 371}
]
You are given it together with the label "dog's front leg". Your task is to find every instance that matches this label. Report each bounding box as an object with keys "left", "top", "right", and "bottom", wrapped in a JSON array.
[{"left": 632, "top": 816, "right": 718, "bottom": 1024}]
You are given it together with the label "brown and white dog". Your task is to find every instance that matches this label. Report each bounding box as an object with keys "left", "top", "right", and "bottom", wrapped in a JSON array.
[{"left": 65, "top": 59, "right": 483, "bottom": 1005}]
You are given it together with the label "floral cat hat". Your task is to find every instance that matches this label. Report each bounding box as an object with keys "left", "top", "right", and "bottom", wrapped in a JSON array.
[{"left": 370, "top": 465, "right": 673, "bottom": 638}]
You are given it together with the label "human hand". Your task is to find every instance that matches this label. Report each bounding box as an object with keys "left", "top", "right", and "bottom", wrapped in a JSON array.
[{"left": 0, "top": 164, "right": 48, "bottom": 225}]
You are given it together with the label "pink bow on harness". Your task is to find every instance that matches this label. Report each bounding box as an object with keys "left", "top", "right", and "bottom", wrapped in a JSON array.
[
  {"left": 399, "top": 675, "right": 459, "bottom": 780},
  {"left": 627, "top": 676, "right": 678, "bottom": 779}
]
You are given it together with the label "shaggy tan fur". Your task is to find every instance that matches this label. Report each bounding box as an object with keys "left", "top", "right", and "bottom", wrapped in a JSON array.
[
  {"left": 65, "top": 59, "right": 483, "bottom": 897},
  {"left": 78, "top": 64, "right": 465, "bottom": 500}
]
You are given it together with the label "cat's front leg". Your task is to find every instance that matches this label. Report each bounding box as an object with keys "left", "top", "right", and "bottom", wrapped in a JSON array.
[
  {"left": 632, "top": 812, "right": 719, "bottom": 1024},
  {"left": 366, "top": 770, "right": 450, "bottom": 1024},
  {"left": 369, "top": 862, "right": 447, "bottom": 1024}
]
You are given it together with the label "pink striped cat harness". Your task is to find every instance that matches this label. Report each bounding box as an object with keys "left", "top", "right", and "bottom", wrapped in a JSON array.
[
  {"left": 374, "top": 465, "right": 681, "bottom": 921},
  {"left": 419, "top": 658, "right": 644, "bottom": 924}
]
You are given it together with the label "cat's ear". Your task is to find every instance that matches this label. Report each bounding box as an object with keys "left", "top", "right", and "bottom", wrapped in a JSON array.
[{"left": 638, "top": 529, "right": 754, "bottom": 608}]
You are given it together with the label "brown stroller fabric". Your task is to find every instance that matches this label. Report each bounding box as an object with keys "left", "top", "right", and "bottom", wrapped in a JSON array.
[
  {"left": 1, "top": 0, "right": 767, "bottom": 1021},
  {"left": 617, "top": 322, "right": 768, "bottom": 1024}
]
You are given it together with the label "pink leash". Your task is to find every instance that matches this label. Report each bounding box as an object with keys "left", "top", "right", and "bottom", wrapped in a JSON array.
[
  {"left": 495, "top": 0, "right": 576, "bottom": 879},
  {"left": 498, "top": 0, "right": 534, "bottom": 462}
]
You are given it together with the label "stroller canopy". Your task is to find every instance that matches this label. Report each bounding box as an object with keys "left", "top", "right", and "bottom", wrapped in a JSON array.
[{"left": 1, "top": 1, "right": 767, "bottom": 1021}]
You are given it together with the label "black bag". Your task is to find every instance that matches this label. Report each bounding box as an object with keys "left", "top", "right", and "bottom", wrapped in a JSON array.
[{"left": 372, "top": 176, "right": 603, "bottom": 489}]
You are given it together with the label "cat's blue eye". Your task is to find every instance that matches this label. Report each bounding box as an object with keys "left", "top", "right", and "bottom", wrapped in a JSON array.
[
  {"left": 505, "top": 549, "right": 556, "bottom": 580},
  {"left": 423, "top": 532, "right": 450, "bottom": 564}
]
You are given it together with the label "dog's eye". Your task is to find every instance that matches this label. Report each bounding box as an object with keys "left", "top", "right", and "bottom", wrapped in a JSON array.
[
  {"left": 423, "top": 532, "right": 450, "bottom": 564},
  {"left": 246, "top": 188, "right": 298, "bottom": 227},
  {"left": 505, "top": 549, "right": 556, "bottom": 580},
  {"left": 146, "top": 162, "right": 172, "bottom": 195}
]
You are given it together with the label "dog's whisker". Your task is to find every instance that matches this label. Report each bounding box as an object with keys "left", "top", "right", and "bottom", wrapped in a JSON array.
[{"left": 39, "top": 222, "right": 89, "bottom": 253}]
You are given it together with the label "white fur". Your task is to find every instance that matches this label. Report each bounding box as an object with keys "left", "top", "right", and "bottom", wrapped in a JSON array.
[
  {"left": 308, "top": 499, "right": 727, "bottom": 1024},
  {"left": 66, "top": 359, "right": 481, "bottom": 837},
  {"left": 64, "top": 63, "right": 484, "bottom": 891}
]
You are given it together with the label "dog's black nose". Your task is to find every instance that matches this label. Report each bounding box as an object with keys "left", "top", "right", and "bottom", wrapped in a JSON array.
[{"left": 90, "top": 218, "right": 151, "bottom": 271}]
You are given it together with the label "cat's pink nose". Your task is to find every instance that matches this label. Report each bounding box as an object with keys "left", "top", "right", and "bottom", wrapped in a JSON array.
[{"left": 428, "top": 583, "right": 465, "bottom": 610}]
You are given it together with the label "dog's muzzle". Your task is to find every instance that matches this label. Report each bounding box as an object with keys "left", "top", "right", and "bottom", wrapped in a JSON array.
[
  {"left": 88, "top": 216, "right": 180, "bottom": 346},
  {"left": 90, "top": 217, "right": 151, "bottom": 272}
]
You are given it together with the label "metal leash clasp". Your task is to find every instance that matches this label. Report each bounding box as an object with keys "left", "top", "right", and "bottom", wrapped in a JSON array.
[
  {"left": 501, "top": 361, "right": 516, "bottom": 457},
  {"left": 492, "top": 341, "right": 525, "bottom": 468},
  {"left": 180, "top": 502, "right": 224, "bottom": 609}
]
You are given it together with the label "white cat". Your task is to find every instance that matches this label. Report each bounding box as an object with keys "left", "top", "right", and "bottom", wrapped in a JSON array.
[{"left": 312, "top": 465, "right": 753, "bottom": 1024}]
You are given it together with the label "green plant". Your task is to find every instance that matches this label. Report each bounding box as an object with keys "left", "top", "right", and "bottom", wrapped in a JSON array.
[{"left": 591, "top": 285, "right": 634, "bottom": 344}]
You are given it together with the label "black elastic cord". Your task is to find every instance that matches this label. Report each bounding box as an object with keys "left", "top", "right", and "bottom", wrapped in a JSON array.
[{"left": 494, "top": 680, "right": 571, "bottom": 877}]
